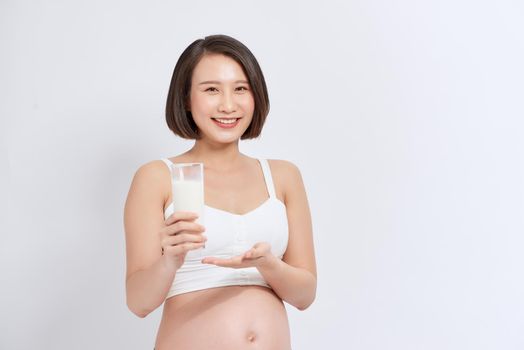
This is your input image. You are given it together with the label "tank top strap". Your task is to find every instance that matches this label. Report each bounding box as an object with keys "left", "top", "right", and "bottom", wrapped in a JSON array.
[
  {"left": 258, "top": 158, "right": 276, "bottom": 198},
  {"left": 161, "top": 158, "right": 173, "bottom": 171}
]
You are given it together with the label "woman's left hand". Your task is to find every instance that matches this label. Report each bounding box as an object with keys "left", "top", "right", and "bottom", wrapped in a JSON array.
[{"left": 201, "top": 242, "right": 275, "bottom": 269}]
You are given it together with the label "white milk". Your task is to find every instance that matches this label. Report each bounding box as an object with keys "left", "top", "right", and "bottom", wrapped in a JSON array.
[{"left": 172, "top": 180, "right": 204, "bottom": 221}]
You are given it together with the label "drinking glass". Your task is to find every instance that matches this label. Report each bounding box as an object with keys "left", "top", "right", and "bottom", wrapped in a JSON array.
[{"left": 170, "top": 163, "right": 205, "bottom": 246}]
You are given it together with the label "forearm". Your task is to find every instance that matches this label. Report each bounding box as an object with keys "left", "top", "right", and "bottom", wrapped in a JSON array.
[
  {"left": 126, "top": 256, "right": 177, "bottom": 317},
  {"left": 257, "top": 256, "right": 317, "bottom": 310}
]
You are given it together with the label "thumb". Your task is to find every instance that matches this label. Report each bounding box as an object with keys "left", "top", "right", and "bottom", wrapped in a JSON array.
[{"left": 252, "top": 242, "right": 270, "bottom": 256}]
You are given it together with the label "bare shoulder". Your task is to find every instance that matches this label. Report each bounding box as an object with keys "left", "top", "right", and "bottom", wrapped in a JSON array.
[
  {"left": 126, "top": 160, "right": 170, "bottom": 221},
  {"left": 127, "top": 159, "right": 171, "bottom": 210},
  {"left": 267, "top": 159, "right": 300, "bottom": 172},
  {"left": 134, "top": 159, "right": 169, "bottom": 179},
  {"left": 133, "top": 159, "right": 170, "bottom": 188},
  {"left": 266, "top": 159, "right": 304, "bottom": 203}
]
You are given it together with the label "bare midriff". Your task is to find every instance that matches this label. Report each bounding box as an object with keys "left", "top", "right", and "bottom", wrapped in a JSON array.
[{"left": 154, "top": 285, "right": 291, "bottom": 350}]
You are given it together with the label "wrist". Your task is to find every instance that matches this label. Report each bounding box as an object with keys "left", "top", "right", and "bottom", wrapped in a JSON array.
[
  {"left": 257, "top": 253, "right": 281, "bottom": 273},
  {"left": 160, "top": 254, "right": 179, "bottom": 274}
]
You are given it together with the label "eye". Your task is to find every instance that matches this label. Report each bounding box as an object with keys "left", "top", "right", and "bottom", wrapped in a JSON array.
[
  {"left": 205, "top": 87, "right": 218, "bottom": 92},
  {"left": 236, "top": 86, "right": 249, "bottom": 91}
]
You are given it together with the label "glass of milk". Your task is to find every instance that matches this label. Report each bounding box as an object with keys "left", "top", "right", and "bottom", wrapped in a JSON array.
[{"left": 170, "top": 162, "right": 205, "bottom": 245}]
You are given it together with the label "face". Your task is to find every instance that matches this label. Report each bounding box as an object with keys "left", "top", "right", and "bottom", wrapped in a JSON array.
[{"left": 187, "top": 54, "right": 255, "bottom": 144}]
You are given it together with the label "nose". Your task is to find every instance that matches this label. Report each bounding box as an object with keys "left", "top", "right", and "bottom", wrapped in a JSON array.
[{"left": 218, "top": 90, "right": 237, "bottom": 114}]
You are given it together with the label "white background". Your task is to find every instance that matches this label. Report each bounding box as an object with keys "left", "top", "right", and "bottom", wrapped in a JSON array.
[{"left": 2, "top": 0, "right": 524, "bottom": 349}]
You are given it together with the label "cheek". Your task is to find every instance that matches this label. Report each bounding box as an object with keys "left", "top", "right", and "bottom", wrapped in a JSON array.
[
  {"left": 240, "top": 95, "right": 255, "bottom": 113},
  {"left": 191, "top": 94, "right": 215, "bottom": 115}
]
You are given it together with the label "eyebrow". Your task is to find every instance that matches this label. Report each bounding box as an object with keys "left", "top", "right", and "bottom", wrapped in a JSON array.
[{"left": 198, "top": 80, "right": 249, "bottom": 85}]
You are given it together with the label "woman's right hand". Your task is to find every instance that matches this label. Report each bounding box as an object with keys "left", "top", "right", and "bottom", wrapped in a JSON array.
[{"left": 159, "top": 211, "right": 206, "bottom": 271}]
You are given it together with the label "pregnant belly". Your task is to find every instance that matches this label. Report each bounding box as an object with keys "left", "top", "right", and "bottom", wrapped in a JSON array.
[{"left": 155, "top": 285, "right": 291, "bottom": 350}]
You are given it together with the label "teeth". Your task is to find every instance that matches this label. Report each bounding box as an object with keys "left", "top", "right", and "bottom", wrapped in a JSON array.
[{"left": 214, "top": 118, "right": 237, "bottom": 124}]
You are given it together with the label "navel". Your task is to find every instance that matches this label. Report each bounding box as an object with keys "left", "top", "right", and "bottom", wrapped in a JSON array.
[{"left": 247, "top": 331, "right": 257, "bottom": 343}]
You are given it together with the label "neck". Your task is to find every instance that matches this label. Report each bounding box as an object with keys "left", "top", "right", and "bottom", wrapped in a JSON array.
[{"left": 186, "top": 138, "right": 244, "bottom": 171}]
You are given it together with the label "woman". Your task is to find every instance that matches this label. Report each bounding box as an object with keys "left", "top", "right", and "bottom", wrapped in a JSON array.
[{"left": 124, "top": 34, "right": 317, "bottom": 350}]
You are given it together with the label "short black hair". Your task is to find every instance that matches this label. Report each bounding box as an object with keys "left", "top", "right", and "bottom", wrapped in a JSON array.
[{"left": 165, "top": 34, "right": 270, "bottom": 140}]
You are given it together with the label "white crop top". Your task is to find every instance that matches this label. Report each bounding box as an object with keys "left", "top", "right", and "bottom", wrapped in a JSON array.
[{"left": 161, "top": 158, "right": 289, "bottom": 299}]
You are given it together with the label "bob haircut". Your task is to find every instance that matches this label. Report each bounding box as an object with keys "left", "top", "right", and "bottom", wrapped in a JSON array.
[{"left": 166, "top": 34, "right": 270, "bottom": 140}]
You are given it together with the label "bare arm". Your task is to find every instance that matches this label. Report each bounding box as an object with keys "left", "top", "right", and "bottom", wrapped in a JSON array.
[
  {"left": 124, "top": 161, "right": 205, "bottom": 318},
  {"left": 124, "top": 161, "right": 175, "bottom": 317},
  {"left": 125, "top": 257, "right": 178, "bottom": 318},
  {"left": 257, "top": 160, "right": 317, "bottom": 310}
]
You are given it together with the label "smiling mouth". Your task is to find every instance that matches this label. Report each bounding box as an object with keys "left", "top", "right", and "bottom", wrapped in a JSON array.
[
  {"left": 211, "top": 117, "right": 241, "bottom": 128},
  {"left": 212, "top": 117, "right": 240, "bottom": 124}
]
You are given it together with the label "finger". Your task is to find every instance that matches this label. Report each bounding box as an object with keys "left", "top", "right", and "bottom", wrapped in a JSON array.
[
  {"left": 253, "top": 242, "right": 271, "bottom": 256},
  {"left": 167, "top": 221, "right": 205, "bottom": 236},
  {"left": 244, "top": 248, "right": 257, "bottom": 259},
  {"left": 206, "top": 259, "right": 238, "bottom": 267},
  {"left": 253, "top": 241, "right": 270, "bottom": 250},
  {"left": 202, "top": 255, "right": 244, "bottom": 267},
  {"left": 164, "top": 242, "right": 206, "bottom": 256},
  {"left": 163, "top": 233, "right": 207, "bottom": 246},
  {"left": 165, "top": 211, "right": 199, "bottom": 225}
]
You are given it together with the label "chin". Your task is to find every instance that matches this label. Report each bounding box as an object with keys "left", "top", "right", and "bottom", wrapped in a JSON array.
[
  {"left": 212, "top": 134, "right": 243, "bottom": 144},
  {"left": 201, "top": 124, "right": 250, "bottom": 144},
  {"left": 196, "top": 130, "right": 240, "bottom": 144}
]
